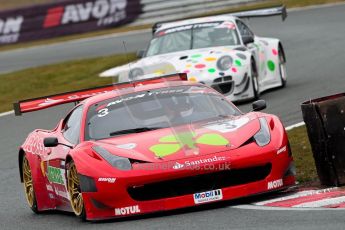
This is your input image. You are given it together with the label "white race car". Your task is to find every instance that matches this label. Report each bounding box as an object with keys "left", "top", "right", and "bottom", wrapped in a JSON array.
[{"left": 100, "top": 6, "right": 288, "bottom": 102}]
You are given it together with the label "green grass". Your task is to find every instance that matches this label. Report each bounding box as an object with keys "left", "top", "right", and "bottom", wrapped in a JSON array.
[
  {"left": 287, "top": 126, "right": 318, "bottom": 183},
  {"left": 0, "top": 0, "right": 344, "bottom": 52},
  {"left": 0, "top": 53, "right": 137, "bottom": 113}
]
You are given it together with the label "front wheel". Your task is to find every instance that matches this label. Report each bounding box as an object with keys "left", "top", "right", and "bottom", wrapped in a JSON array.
[
  {"left": 67, "top": 161, "right": 86, "bottom": 220},
  {"left": 251, "top": 59, "right": 260, "bottom": 100},
  {"left": 278, "top": 46, "right": 287, "bottom": 87},
  {"left": 22, "top": 155, "right": 39, "bottom": 213}
]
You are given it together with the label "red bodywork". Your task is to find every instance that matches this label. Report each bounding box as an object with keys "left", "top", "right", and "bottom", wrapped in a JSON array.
[{"left": 17, "top": 75, "right": 295, "bottom": 220}]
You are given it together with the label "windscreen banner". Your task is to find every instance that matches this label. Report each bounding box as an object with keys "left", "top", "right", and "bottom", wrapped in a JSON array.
[{"left": 0, "top": 0, "right": 142, "bottom": 45}]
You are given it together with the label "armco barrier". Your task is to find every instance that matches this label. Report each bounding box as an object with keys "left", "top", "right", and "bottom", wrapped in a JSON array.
[
  {"left": 0, "top": 0, "right": 260, "bottom": 45},
  {"left": 0, "top": 0, "right": 142, "bottom": 45},
  {"left": 301, "top": 93, "right": 345, "bottom": 186}
]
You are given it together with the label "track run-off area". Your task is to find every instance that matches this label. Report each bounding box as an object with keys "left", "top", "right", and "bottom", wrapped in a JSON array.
[{"left": 1, "top": 3, "right": 345, "bottom": 230}]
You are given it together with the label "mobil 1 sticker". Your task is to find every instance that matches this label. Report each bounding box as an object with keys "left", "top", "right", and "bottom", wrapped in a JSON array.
[{"left": 193, "top": 189, "right": 223, "bottom": 204}]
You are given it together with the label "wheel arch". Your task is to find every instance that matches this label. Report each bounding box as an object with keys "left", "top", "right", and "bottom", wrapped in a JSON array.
[
  {"left": 278, "top": 42, "right": 286, "bottom": 62},
  {"left": 18, "top": 148, "right": 25, "bottom": 182}
]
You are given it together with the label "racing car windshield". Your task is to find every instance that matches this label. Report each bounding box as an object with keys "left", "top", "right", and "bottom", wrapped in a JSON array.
[
  {"left": 146, "top": 21, "right": 240, "bottom": 56},
  {"left": 85, "top": 85, "right": 241, "bottom": 140}
]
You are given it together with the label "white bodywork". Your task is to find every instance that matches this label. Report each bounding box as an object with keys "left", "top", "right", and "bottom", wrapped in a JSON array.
[{"left": 100, "top": 15, "right": 286, "bottom": 102}]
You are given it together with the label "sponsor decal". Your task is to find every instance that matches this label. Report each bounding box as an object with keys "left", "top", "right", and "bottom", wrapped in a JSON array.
[
  {"left": 23, "top": 134, "right": 49, "bottom": 156},
  {"left": 47, "top": 166, "right": 64, "bottom": 185},
  {"left": 173, "top": 156, "right": 229, "bottom": 170},
  {"left": 46, "top": 184, "right": 54, "bottom": 192},
  {"left": 172, "top": 162, "right": 184, "bottom": 170},
  {"left": 114, "top": 205, "right": 140, "bottom": 216},
  {"left": 116, "top": 143, "right": 137, "bottom": 150},
  {"left": 150, "top": 132, "right": 229, "bottom": 158},
  {"left": 204, "top": 117, "right": 250, "bottom": 133},
  {"left": 194, "top": 189, "right": 223, "bottom": 204},
  {"left": 277, "top": 146, "right": 287, "bottom": 155},
  {"left": 267, "top": 179, "right": 283, "bottom": 190},
  {"left": 44, "top": 0, "right": 127, "bottom": 28},
  {"left": 0, "top": 16, "right": 23, "bottom": 44},
  {"left": 98, "top": 177, "right": 116, "bottom": 183},
  {"left": 38, "top": 98, "right": 64, "bottom": 107}
]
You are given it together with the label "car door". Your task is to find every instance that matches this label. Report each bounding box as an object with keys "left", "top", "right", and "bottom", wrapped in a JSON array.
[
  {"left": 236, "top": 20, "right": 266, "bottom": 83},
  {"left": 46, "top": 105, "right": 83, "bottom": 204}
]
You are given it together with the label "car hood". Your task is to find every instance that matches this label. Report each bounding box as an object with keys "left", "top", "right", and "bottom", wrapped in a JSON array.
[
  {"left": 99, "top": 45, "right": 248, "bottom": 79},
  {"left": 93, "top": 113, "right": 261, "bottom": 163}
]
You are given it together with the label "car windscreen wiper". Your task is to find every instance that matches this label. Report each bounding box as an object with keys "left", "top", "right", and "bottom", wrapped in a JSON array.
[{"left": 109, "top": 127, "right": 164, "bottom": 137}]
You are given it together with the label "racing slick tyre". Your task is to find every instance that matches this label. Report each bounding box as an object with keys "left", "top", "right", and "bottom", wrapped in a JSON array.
[
  {"left": 67, "top": 161, "right": 86, "bottom": 221},
  {"left": 278, "top": 46, "right": 287, "bottom": 88},
  {"left": 251, "top": 59, "right": 260, "bottom": 100},
  {"left": 22, "top": 154, "right": 39, "bottom": 213}
]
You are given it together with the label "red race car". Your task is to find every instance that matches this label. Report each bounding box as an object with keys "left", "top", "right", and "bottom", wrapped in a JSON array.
[{"left": 15, "top": 73, "right": 295, "bottom": 221}]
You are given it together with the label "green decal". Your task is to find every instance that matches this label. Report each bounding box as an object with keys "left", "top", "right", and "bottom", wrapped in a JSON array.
[
  {"left": 196, "top": 133, "right": 229, "bottom": 146},
  {"left": 47, "top": 166, "right": 64, "bottom": 185},
  {"left": 235, "top": 60, "right": 242, "bottom": 66},
  {"left": 208, "top": 68, "right": 216, "bottom": 73},
  {"left": 191, "top": 54, "right": 202, "bottom": 58},
  {"left": 267, "top": 60, "right": 275, "bottom": 71},
  {"left": 150, "top": 132, "right": 229, "bottom": 157}
]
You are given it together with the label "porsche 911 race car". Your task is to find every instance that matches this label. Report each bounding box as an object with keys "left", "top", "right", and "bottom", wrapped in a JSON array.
[
  {"left": 15, "top": 73, "right": 295, "bottom": 221},
  {"left": 100, "top": 6, "right": 288, "bottom": 102}
]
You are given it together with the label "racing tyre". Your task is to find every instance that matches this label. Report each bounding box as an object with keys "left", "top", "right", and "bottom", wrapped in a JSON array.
[
  {"left": 278, "top": 46, "right": 287, "bottom": 87},
  {"left": 67, "top": 161, "right": 86, "bottom": 220},
  {"left": 22, "top": 155, "right": 39, "bottom": 213},
  {"left": 251, "top": 59, "right": 260, "bottom": 100}
]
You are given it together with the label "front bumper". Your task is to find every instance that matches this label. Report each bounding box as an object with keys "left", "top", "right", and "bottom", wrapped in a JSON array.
[{"left": 82, "top": 144, "right": 295, "bottom": 220}]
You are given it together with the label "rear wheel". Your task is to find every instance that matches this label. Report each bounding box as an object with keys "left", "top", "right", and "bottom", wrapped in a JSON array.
[
  {"left": 278, "top": 46, "right": 287, "bottom": 87},
  {"left": 67, "top": 161, "right": 86, "bottom": 220},
  {"left": 251, "top": 59, "right": 260, "bottom": 100},
  {"left": 22, "top": 155, "right": 39, "bottom": 213}
]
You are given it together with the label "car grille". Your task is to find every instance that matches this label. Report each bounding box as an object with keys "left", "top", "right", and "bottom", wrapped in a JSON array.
[
  {"left": 127, "top": 164, "right": 271, "bottom": 201},
  {"left": 211, "top": 76, "right": 234, "bottom": 95}
]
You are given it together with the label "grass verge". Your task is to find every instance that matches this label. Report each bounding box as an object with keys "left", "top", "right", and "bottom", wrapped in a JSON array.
[
  {"left": 287, "top": 126, "right": 318, "bottom": 183},
  {"left": 0, "top": 0, "right": 344, "bottom": 52},
  {"left": 0, "top": 53, "right": 137, "bottom": 113}
]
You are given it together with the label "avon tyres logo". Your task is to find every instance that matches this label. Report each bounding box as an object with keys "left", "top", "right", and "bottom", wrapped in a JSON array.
[
  {"left": 194, "top": 189, "right": 223, "bottom": 204},
  {"left": 115, "top": 205, "right": 140, "bottom": 216},
  {"left": 43, "top": 0, "right": 127, "bottom": 28},
  {"left": 150, "top": 132, "right": 229, "bottom": 158},
  {"left": 48, "top": 166, "right": 64, "bottom": 185},
  {"left": 0, "top": 16, "right": 23, "bottom": 44}
]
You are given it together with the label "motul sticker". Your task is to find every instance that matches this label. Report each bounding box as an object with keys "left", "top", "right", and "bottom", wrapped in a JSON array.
[
  {"left": 114, "top": 205, "right": 140, "bottom": 216},
  {"left": 194, "top": 189, "right": 223, "bottom": 204},
  {"left": 267, "top": 179, "right": 283, "bottom": 190}
]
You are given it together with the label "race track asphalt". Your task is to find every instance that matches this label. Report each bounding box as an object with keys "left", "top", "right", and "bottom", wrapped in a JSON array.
[{"left": 1, "top": 3, "right": 345, "bottom": 230}]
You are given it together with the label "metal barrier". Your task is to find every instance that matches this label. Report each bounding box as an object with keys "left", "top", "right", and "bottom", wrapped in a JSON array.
[
  {"left": 134, "top": 0, "right": 261, "bottom": 25},
  {"left": 302, "top": 93, "right": 345, "bottom": 186}
]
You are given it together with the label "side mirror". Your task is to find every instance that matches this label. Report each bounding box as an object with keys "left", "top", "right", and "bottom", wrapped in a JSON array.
[
  {"left": 44, "top": 137, "right": 59, "bottom": 148},
  {"left": 243, "top": 36, "right": 254, "bottom": 45},
  {"left": 252, "top": 100, "right": 267, "bottom": 111},
  {"left": 136, "top": 49, "right": 146, "bottom": 58}
]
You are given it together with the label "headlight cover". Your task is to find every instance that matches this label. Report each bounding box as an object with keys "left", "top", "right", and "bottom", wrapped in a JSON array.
[
  {"left": 254, "top": 117, "right": 271, "bottom": 147},
  {"left": 128, "top": 68, "right": 144, "bottom": 80},
  {"left": 92, "top": 146, "right": 132, "bottom": 171},
  {"left": 217, "top": 56, "right": 233, "bottom": 71}
]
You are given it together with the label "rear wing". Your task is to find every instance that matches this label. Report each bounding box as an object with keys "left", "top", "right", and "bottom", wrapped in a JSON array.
[
  {"left": 231, "top": 5, "right": 287, "bottom": 21},
  {"left": 13, "top": 73, "right": 187, "bottom": 116},
  {"left": 152, "top": 5, "right": 287, "bottom": 34}
]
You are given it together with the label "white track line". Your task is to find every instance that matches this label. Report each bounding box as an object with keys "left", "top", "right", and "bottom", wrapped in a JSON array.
[
  {"left": 293, "top": 196, "right": 345, "bottom": 208},
  {"left": 0, "top": 110, "right": 14, "bottom": 117},
  {"left": 232, "top": 204, "right": 345, "bottom": 211},
  {"left": 285, "top": 122, "right": 305, "bottom": 131}
]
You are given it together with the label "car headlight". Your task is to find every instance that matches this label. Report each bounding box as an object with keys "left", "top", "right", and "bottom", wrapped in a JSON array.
[
  {"left": 128, "top": 68, "right": 144, "bottom": 80},
  {"left": 254, "top": 118, "right": 271, "bottom": 147},
  {"left": 92, "top": 146, "right": 132, "bottom": 171},
  {"left": 217, "top": 56, "right": 233, "bottom": 71}
]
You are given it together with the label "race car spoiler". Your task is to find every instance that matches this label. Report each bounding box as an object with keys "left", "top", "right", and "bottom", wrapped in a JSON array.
[
  {"left": 152, "top": 5, "right": 287, "bottom": 34},
  {"left": 13, "top": 73, "right": 187, "bottom": 116}
]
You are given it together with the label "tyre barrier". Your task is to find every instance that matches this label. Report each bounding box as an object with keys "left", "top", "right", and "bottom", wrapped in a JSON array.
[{"left": 301, "top": 93, "right": 345, "bottom": 186}]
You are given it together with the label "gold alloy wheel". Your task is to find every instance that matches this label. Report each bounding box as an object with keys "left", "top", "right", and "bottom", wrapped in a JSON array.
[
  {"left": 23, "top": 156, "right": 35, "bottom": 207},
  {"left": 67, "top": 162, "right": 84, "bottom": 216}
]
